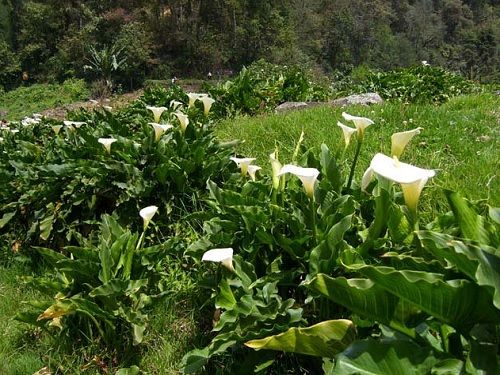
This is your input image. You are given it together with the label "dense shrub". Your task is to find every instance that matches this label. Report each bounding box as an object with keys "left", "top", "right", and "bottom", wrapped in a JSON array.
[{"left": 332, "top": 65, "right": 479, "bottom": 103}]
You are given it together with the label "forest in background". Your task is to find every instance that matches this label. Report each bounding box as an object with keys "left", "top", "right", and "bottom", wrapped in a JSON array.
[{"left": 0, "top": 0, "right": 498, "bottom": 92}]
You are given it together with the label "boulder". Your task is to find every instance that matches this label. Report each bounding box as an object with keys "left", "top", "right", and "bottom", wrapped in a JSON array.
[
  {"left": 331, "top": 92, "right": 383, "bottom": 106},
  {"left": 275, "top": 101, "right": 324, "bottom": 112}
]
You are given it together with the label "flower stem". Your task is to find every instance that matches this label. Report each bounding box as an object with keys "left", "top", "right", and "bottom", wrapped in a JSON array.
[
  {"left": 347, "top": 137, "right": 363, "bottom": 190},
  {"left": 310, "top": 198, "right": 317, "bottom": 247}
]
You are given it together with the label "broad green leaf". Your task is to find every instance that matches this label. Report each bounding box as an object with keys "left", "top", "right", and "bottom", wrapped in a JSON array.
[
  {"left": 310, "top": 215, "right": 352, "bottom": 275},
  {"left": 215, "top": 278, "right": 236, "bottom": 309},
  {"left": 320, "top": 143, "right": 342, "bottom": 193},
  {"left": 244, "top": 319, "right": 355, "bottom": 358},
  {"left": 431, "top": 359, "right": 464, "bottom": 375},
  {"left": 387, "top": 204, "right": 412, "bottom": 243},
  {"left": 0, "top": 211, "right": 16, "bottom": 229},
  {"left": 39, "top": 212, "right": 54, "bottom": 241},
  {"left": 306, "top": 275, "right": 400, "bottom": 326},
  {"left": 489, "top": 206, "right": 500, "bottom": 225},
  {"left": 419, "top": 231, "right": 500, "bottom": 309},
  {"left": 445, "top": 190, "right": 489, "bottom": 244},
  {"left": 333, "top": 338, "right": 439, "bottom": 375},
  {"left": 354, "top": 265, "right": 500, "bottom": 327}
]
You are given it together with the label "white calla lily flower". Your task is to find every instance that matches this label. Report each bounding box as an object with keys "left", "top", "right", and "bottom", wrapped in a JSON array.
[
  {"left": 52, "top": 125, "right": 63, "bottom": 134},
  {"left": 174, "top": 112, "right": 189, "bottom": 132},
  {"left": 149, "top": 122, "right": 173, "bottom": 141},
  {"left": 139, "top": 205, "right": 158, "bottom": 230},
  {"left": 391, "top": 127, "right": 423, "bottom": 158},
  {"left": 247, "top": 165, "right": 262, "bottom": 181},
  {"left": 269, "top": 150, "right": 282, "bottom": 190},
  {"left": 342, "top": 112, "right": 374, "bottom": 138},
  {"left": 230, "top": 157, "right": 256, "bottom": 176},
  {"left": 202, "top": 248, "right": 234, "bottom": 272},
  {"left": 337, "top": 121, "right": 357, "bottom": 148},
  {"left": 0, "top": 137, "right": 3, "bottom": 142},
  {"left": 170, "top": 100, "right": 183, "bottom": 111},
  {"left": 63, "top": 121, "right": 86, "bottom": 128},
  {"left": 146, "top": 106, "right": 168, "bottom": 123},
  {"left": 199, "top": 96, "right": 215, "bottom": 116},
  {"left": 187, "top": 93, "right": 202, "bottom": 108},
  {"left": 98, "top": 137, "right": 117, "bottom": 153},
  {"left": 278, "top": 164, "right": 320, "bottom": 199},
  {"left": 365, "top": 153, "right": 435, "bottom": 213},
  {"left": 10, "top": 129, "right": 19, "bottom": 134}
]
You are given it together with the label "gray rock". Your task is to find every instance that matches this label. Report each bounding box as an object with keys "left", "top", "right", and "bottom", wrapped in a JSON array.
[
  {"left": 275, "top": 102, "right": 309, "bottom": 112},
  {"left": 331, "top": 92, "right": 383, "bottom": 106}
]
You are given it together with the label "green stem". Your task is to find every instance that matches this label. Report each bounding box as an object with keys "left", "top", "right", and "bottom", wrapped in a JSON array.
[
  {"left": 310, "top": 198, "right": 317, "bottom": 247},
  {"left": 347, "top": 137, "right": 363, "bottom": 190}
]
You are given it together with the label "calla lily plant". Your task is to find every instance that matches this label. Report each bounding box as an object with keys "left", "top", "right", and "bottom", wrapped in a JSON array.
[
  {"left": 139, "top": 205, "right": 158, "bottom": 230},
  {"left": 391, "top": 127, "right": 423, "bottom": 158},
  {"left": 278, "top": 164, "right": 320, "bottom": 200},
  {"left": 230, "top": 157, "right": 257, "bottom": 177},
  {"left": 146, "top": 106, "right": 168, "bottom": 123},
  {"left": 149, "top": 123, "right": 173, "bottom": 141}
]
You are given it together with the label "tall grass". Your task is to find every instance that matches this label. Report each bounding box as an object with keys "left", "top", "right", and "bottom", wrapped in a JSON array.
[{"left": 215, "top": 93, "right": 499, "bottom": 214}]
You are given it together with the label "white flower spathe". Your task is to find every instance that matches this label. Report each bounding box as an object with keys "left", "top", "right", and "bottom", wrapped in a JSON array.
[
  {"left": 98, "top": 137, "right": 117, "bottom": 153},
  {"left": 230, "top": 156, "right": 256, "bottom": 176},
  {"left": 174, "top": 112, "right": 190, "bottom": 132},
  {"left": 52, "top": 125, "right": 63, "bottom": 135},
  {"left": 63, "top": 121, "right": 86, "bottom": 128},
  {"left": 363, "top": 153, "right": 435, "bottom": 213},
  {"left": 247, "top": 165, "right": 262, "bottom": 181},
  {"left": 337, "top": 121, "right": 357, "bottom": 148},
  {"left": 342, "top": 112, "right": 374, "bottom": 138},
  {"left": 139, "top": 205, "right": 158, "bottom": 230},
  {"left": 202, "top": 248, "right": 234, "bottom": 272},
  {"left": 269, "top": 150, "right": 282, "bottom": 190},
  {"left": 278, "top": 164, "right": 320, "bottom": 199},
  {"left": 199, "top": 96, "right": 215, "bottom": 116},
  {"left": 149, "top": 122, "right": 173, "bottom": 141},
  {"left": 146, "top": 106, "right": 168, "bottom": 123},
  {"left": 391, "top": 127, "right": 423, "bottom": 158}
]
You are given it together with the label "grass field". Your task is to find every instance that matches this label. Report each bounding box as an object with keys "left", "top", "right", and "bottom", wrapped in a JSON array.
[{"left": 215, "top": 93, "right": 499, "bottom": 213}]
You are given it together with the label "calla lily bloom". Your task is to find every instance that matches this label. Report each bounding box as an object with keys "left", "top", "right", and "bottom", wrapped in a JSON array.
[
  {"left": 230, "top": 157, "right": 256, "bottom": 176},
  {"left": 149, "top": 122, "right": 173, "bottom": 141},
  {"left": 10, "top": 129, "right": 19, "bottom": 134},
  {"left": 278, "top": 164, "right": 320, "bottom": 199},
  {"left": 52, "top": 125, "right": 63, "bottom": 134},
  {"left": 342, "top": 112, "right": 374, "bottom": 139},
  {"left": 391, "top": 127, "right": 423, "bottom": 158},
  {"left": 269, "top": 150, "right": 282, "bottom": 190},
  {"left": 103, "top": 105, "right": 113, "bottom": 111},
  {"left": 139, "top": 205, "right": 158, "bottom": 230},
  {"left": 98, "top": 137, "right": 117, "bottom": 153},
  {"left": 363, "top": 153, "right": 435, "bottom": 213},
  {"left": 337, "top": 121, "right": 357, "bottom": 148},
  {"left": 0, "top": 137, "right": 3, "bottom": 142},
  {"left": 202, "top": 248, "right": 234, "bottom": 272},
  {"left": 146, "top": 106, "right": 168, "bottom": 123},
  {"left": 199, "top": 96, "right": 215, "bottom": 116},
  {"left": 170, "top": 100, "right": 183, "bottom": 111},
  {"left": 187, "top": 93, "right": 202, "bottom": 108},
  {"left": 247, "top": 165, "right": 262, "bottom": 181},
  {"left": 174, "top": 112, "right": 189, "bottom": 132},
  {"left": 63, "top": 121, "right": 86, "bottom": 128}
]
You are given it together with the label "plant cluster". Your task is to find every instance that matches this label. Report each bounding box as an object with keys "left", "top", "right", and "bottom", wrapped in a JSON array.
[
  {"left": 204, "top": 61, "right": 329, "bottom": 118},
  {"left": 180, "top": 113, "right": 499, "bottom": 373},
  {"left": 332, "top": 65, "right": 479, "bottom": 104},
  {"left": 0, "top": 84, "right": 498, "bottom": 373}
]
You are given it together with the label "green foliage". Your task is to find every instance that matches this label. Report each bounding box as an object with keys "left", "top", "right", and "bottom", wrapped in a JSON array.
[
  {"left": 84, "top": 44, "right": 127, "bottom": 94},
  {"left": 0, "top": 85, "right": 233, "bottom": 254},
  {"left": 333, "top": 65, "right": 479, "bottom": 103},
  {"left": 0, "top": 40, "right": 21, "bottom": 90},
  {"left": 0, "top": 79, "right": 89, "bottom": 121},
  {"left": 206, "top": 61, "right": 329, "bottom": 117},
  {"left": 16, "top": 215, "right": 184, "bottom": 366}
]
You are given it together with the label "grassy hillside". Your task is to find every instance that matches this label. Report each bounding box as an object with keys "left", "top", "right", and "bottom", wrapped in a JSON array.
[{"left": 215, "top": 93, "right": 499, "bottom": 212}]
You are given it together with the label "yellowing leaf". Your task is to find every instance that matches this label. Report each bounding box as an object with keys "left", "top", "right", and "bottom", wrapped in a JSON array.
[{"left": 245, "top": 319, "right": 355, "bottom": 358}]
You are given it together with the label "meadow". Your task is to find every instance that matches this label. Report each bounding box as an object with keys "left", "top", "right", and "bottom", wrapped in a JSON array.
[{"left": 0, "top": 66, "right": 498, "bottom": 374}]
